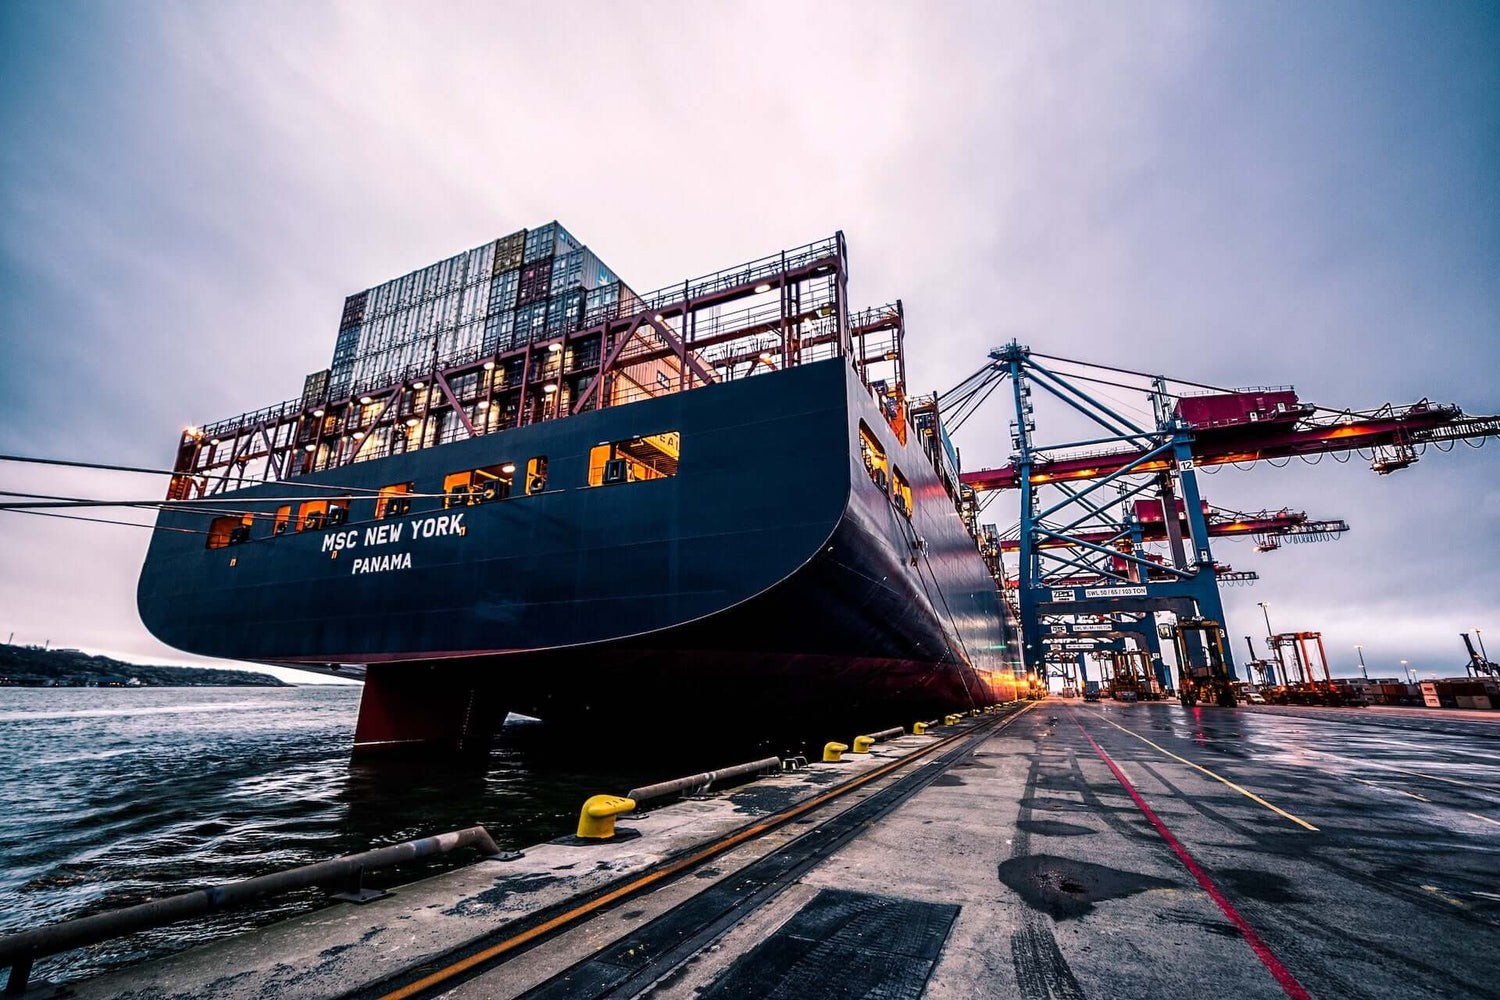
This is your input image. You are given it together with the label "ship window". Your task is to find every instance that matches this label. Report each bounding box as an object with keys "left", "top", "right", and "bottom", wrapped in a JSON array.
[
  {"left": 588, "top": 432, "right": 680, "bottom": 486},
  {"left": 375, "top": 482, "right": 414, "bottom": 519},
  {"left": 859, "top": 422, "right": 889, "bottom": 493},
  {"left": 442, "top": 472, "right": 472, "bottom": 508},
  {"left": 472, "top": 465, "right": 514, "bottom": 502},
  {"left": 325, "top": 498, "right": 350, "bottom": 526},
  {"left": 297, "top": 500, "right": 328, "bottom": 531},
  {"left": 442, "top": 465, "right": 514, "bottom": 507},
  {"left": 891, "top": 466, "right": 912, "bottom": 518},
  {"left": 273, "top": 505, "right": 292, "bottom": 536},
  {"left": 525, "top": 456, "right": 548, "bottom": 495},
  {"left": 207, "top": 513, "right": 254, "bottom": 549}
]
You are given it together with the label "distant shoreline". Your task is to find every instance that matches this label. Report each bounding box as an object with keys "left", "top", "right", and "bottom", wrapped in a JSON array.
[
  {"left": 0, "top": 645, "right": 292, "bottom": 688},
  {"left": 0, "top": 682, "right": 353, "bottom": 689}
]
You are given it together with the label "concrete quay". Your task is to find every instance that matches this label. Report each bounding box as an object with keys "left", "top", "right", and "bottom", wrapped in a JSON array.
[{"left": 61, "top": 700, "right": 1500, "bottom": 999}]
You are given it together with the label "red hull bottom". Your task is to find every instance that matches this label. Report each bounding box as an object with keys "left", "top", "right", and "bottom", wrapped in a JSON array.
[
  {"left": 352, "top": 663, "right": 511, "bottom": 754},
  {"left": 351, "top": 650, "right": 1019, "bottom": 757}
]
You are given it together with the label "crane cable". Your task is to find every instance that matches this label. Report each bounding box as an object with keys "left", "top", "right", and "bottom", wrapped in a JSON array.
[
  {"left": 0, "top": 490, "right": 446, "bottom": 513},
  {"left": 0, "top": 453, "right": 405, "bottom": 496},
  {"left": 0, "top": 507, "right": 208, "bottom": 534}
]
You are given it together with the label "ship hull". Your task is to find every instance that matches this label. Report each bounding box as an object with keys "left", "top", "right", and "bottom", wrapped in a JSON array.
[{"left": 138, "top": 358, "right": 1021, "bottom": 752}]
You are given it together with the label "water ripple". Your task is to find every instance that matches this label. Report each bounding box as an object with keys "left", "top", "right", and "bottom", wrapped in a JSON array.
[{"left": 0, "top": 686, "right": 658, "bottom": 986}]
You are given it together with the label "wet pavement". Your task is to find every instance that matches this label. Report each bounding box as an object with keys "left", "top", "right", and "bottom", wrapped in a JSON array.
[
  {"left": 59, "top": 701, "right": 1500, "bottom": 999},
  {"left": 643, "top": 700, "right": 1500, "bottom": 1000}
]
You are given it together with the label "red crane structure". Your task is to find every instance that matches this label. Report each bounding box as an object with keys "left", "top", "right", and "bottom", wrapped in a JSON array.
[
  {"left": 961, "top": 383, "right": 1499, "bottom": 494},
  {"left": 995, "top": 501, "right": 1347, "bottom": 553}
]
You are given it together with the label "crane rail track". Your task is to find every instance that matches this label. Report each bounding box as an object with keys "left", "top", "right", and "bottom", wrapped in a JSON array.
[{"left": 349, "top": 702, "right": 1036, "bottom": 1000}]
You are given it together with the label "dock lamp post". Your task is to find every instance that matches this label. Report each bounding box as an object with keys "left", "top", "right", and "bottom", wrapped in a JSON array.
[
  {"left": 1477, "top": 628, "right": 1489, "bottom": 663},
  {"left": 1258, "top": 602, "right": 1273, "bottom": 643},
  {"left": 1401, "top": 659, "right": 1415, "bottom": 684},
  {"left": 1355, "top": 645, "right": 1368, "bottom": 679}
]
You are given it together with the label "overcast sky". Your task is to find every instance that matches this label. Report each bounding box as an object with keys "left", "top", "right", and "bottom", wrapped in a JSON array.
[{"left": 1, "top": 2, "right": 1496, "bottom": 683}]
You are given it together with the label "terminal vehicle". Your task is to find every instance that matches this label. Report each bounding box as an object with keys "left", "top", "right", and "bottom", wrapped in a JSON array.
[{"left": 1162, "top": 617, "right": 1237, "bottom": 707}]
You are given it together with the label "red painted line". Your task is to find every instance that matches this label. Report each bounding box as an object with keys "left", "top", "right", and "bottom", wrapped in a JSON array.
[{"left": 1067, "top": 711, "right": 1312, "bottom": 1000}]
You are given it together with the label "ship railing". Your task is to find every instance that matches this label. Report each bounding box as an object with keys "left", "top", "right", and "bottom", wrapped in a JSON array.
[
  {"left": 201, "top": 398, "right": 304, "bottom": 439},
  {"left": 1176, "top": 384, "right": 1295, "bottom": 398},
  {"left": 0, "top": 826, "right": 506, "bottom": 996},
  {"left": 633, "top": 235, "right": 841, "bottom": 313}
]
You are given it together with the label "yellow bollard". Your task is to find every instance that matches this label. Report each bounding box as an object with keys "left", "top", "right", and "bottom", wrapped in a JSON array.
[
  {"left": 852, "top": 735, "right": 875, "bottom": 754},
  {"left": 576, "top": 794, "right": 636, "bottom": 840},
  {"left": 913, "top": 722, "right": 928, "bottom": 735},
  {"left": 823, "top": 741, "right": 849, "bottom": 762}
]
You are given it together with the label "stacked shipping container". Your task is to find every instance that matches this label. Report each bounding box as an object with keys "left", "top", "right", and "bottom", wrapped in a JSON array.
[{"left": 322, "top": 222, "right": 628, "bottom": 401}]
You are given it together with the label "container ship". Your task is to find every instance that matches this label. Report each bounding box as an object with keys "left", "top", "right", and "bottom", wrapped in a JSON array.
[{"left": 137, "top": 226, "right": 1024, "bottom": 754}]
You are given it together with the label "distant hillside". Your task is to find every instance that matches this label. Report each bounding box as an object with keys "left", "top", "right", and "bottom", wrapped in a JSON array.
[{"left": 0, "top": 645, "right": 291, "bottom": 687}]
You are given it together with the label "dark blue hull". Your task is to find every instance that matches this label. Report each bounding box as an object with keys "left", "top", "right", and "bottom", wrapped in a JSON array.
[{"left": 138, "top": 359, "right": 1021, "bottom": 751}]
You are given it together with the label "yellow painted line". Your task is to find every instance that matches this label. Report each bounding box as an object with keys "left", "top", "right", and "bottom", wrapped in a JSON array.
[
  {"left": 1085, "top": 712, "right": 1319, "bottom": 831},
  {"left": 1421, "top": 884, "right": 1467, "bottom": 909},
  {"left": 1466, "top": 812, "right": 1500, "bottom": 827}
]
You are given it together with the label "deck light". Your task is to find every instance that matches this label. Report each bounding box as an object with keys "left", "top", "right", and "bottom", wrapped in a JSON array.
[
  {"left": 543, "top": 384, "right": 558, "bottom": 394},
  {"left": 208, "top": 438, "right": 220, "bottom": 446},
  {"left": 405, "top": 418, "right": 420, "bottom": 427},
  {"left": 501, "top": 463, "right": 517, "bottom": 474},
  {"left": 755, "top": 283, "right": 772, "bottom": 293},
  {"left": 547, "top": 343, "right": 563, "bottom": 353},
  {"left": 359, "top": 395, "right": 373, "bottom": 405},
  {"left": 477, "top": 400, "right": 490, "bottom": 409},
  {"left": 184, "top": 426, "right": 200, "bottom": 438},
  {"left": 312, "top": 408, "right": 325, "bottom": 418},
  {"left": 759, "top": 351, "right": 773, "bottom": 362},
  {"left": 483, "top": 360, "right": 496, "bottom": 370},
  {"left": 411, "top": 381, "right": 425, "bottom": 389},
  {"left": 353, "top": 431, "right": 366, "bottom": 440},
  {"left": 304, "top": 443, "right": 316, "bottom": 452}
]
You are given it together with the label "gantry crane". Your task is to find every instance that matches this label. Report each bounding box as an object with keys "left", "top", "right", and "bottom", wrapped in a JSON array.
[
  {"left": 1460, "top": 633, "right": 1498, "bottom": 678},
  {"left": 941, "top": 342, "right": 1499, "bottom": 689}
]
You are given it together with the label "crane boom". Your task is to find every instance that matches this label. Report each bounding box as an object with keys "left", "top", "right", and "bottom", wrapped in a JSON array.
[
  {"left": 963, "top": 393, "right": 1499, "bottom": 492},
  {"left": 996, "top": 503, "right": 1345, "bottom": 552}
]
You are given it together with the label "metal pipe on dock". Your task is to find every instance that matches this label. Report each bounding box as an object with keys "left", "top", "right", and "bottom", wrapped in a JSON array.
[
  {"left": 0, "top": 826, "right": 501, "bottom": 994},
  {"left": 626, "top": 757, "right": 782, "bottom": 804}
]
